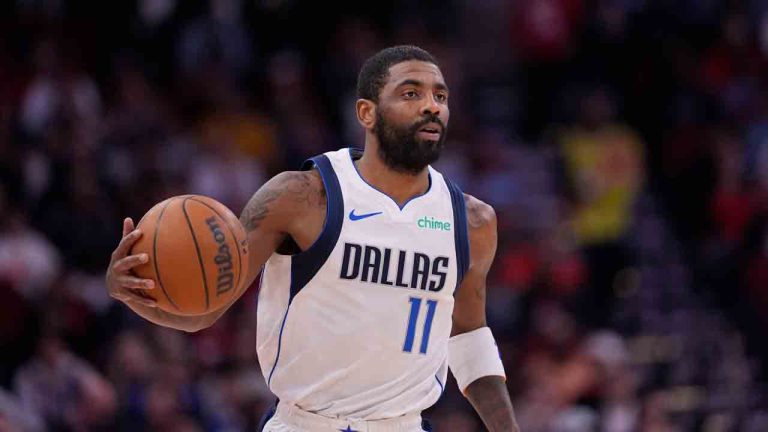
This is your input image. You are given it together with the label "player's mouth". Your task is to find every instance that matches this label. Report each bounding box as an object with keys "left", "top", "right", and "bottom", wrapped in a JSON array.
[{"left": 417, "top": 123, "right": 442, "bottom": 140}]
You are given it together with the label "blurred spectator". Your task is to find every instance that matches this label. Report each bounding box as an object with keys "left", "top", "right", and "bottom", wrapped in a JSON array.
[
  {"left": 19, "top": 39, "right": 101, "bottom": 142},
  {"left": 0, "top": 388, "right": 44, "bottom": 432},
  {"left": 512, "top": 0, "right": 583, "bottom": 63},
  {"left": 745, "top": 91, "right": 768, "bottom": 193},
  {"left": 13, "top": 335, "right": 117, "bottom": 431},
  {"left": 266, "top": 51, "right": 337, "bottom": 169},
  {"left": 176, "top": 0, "right": 254, "bottom": 84},
  {"left": 583, "top": 331, "right": 639, "bottom": 432},
  {"left": 558, "top": 86, "right": 644, "bottom": 326},
  {"left": 709, "top": 129, "right": 754, "bottom": 245},
  {"left": 189, "top": 121, "right": 267, "bottom": 212},
  {"left": 559, "top": 86, "right": 644, "bottom": 245},
  {"left": 512, "top": 0, "right": 584, "bottom": 138},
  {"left": 0, "top": 197, "right": 60, "bottom": 302}
]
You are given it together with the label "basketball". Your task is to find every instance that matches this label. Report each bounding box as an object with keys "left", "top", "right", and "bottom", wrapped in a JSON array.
[{"left": 130, "top": 195, "right": 249, "bottom": 316}]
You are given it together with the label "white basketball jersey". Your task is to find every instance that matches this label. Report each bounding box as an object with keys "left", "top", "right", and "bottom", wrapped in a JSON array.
[{"left": 256, "top": 147, "right": 469, "bottom": 420}]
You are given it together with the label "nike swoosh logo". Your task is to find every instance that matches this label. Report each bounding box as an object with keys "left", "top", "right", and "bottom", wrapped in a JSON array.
[{"left": 349, "top": 209, "right": 383, "bottom": 221}]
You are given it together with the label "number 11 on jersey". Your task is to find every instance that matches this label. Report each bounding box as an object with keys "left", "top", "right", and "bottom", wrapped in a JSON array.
[{"left": 403, "top": 297, "right": 438, "bottom": 354}]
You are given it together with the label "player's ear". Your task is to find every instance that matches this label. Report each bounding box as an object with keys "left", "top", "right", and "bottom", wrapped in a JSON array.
[{"left": 356, "top": 99, "right": 376, "bottom": 130}]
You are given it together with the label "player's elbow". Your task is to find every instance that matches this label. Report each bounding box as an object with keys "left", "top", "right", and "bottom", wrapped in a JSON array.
[
  {"left": 179, "top": 322, "right": 209, "bottom": 333},
  {"left": 156, "top": 320, "right": 210, "bottom": 333},
  {"left": 167, "top": 311, "right": 219, "bottom": 333},
  {"left": 181, "top": 305, "right": 227, "bottom": 333}
]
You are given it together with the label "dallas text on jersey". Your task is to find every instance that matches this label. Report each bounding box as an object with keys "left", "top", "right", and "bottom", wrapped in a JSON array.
[{"left": 339, "top": 242, "right": 449, "bottom": 292}]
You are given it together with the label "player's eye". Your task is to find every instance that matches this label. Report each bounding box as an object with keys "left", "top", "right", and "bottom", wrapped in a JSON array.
[
  {"left": 403, "top": 90, "right": 418, "bottom": 99},
  {"left": 435, "top": 93, "right": 448, "bottom": 102}
]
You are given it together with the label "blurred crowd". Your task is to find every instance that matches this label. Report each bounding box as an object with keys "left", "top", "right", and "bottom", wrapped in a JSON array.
[{"left": 1, "top": 0, "right": 768, "bottom": 431}]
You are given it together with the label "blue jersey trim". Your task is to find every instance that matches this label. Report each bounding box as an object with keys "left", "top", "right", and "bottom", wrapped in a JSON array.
[
  {"left": 446, "top": 179, "right": 470, "bottom": 289},
  {"left": 289, "top": 154, "right": 344, "bottom": 300},
  {"left": 267, "top": 302, "right": 292, "bottom": 388},
  {"left": 347, "top": 148, "right": 432, "bottom": 211},
  {"left": 435, "top": 374, "right": 444, "bottom": 394},
  {"left": 256, "top": 265, "right": 266, "bottom": 306}
]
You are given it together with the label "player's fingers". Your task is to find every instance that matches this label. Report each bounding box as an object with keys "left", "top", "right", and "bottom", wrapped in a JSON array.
[
  {"left": 122, "top": 218, "right": 134, "bottom": 237},
  {"left": 113, "top": 229, "right": 142, "bottom": 259},
  {"left": 115, "top": 275, "right": 154, "bottom": 290},
  {"left": 112, "top": 253, "right": 149, "bottom": 272}
]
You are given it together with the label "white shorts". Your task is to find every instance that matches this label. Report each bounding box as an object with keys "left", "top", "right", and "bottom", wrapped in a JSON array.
[{"left": 262, "top": 401, "right": 427, "bottom": 432}]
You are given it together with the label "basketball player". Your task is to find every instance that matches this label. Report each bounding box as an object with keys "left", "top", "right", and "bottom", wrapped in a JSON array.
[{"left": 106, "top": 46, "right": 520, "bottom": 431}]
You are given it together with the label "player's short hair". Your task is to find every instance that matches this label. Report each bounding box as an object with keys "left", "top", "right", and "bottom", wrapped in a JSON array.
[{"left": 356, "top": 45, "right": 438, "bottom": 103}]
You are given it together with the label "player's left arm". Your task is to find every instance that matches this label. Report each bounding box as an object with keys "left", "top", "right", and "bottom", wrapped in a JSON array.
[{"left": 451, "top": 194, "right": 520, "bottom": 432}]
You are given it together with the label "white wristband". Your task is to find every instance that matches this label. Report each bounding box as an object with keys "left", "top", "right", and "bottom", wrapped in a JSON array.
[{"left": 448, "top": 327, "right": 506, "bottom": 393}]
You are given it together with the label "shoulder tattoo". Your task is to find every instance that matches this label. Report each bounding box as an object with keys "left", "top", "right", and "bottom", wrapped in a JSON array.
[{"left": 240, "top": 170, "right": 326, "bottom": 232}]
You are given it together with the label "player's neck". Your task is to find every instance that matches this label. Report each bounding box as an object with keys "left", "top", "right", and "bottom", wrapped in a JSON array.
[{"left": 356, "top": 149, "right": 430, "bottom": 208}]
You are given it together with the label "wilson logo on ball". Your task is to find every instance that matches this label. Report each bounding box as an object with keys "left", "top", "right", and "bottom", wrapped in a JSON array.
[{"left": 205, "top": 216, "right": 235, "bottom": 295}]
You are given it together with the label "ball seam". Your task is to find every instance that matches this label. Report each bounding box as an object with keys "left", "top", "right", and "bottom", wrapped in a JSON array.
[{"left": 182, "top": 197, "right": 211, "bottom": 312}]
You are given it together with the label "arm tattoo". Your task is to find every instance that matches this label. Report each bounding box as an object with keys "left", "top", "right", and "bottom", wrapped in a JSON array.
[
  {"left": 465, "top": 376, "right": 519, "bottom": 432},
  {"left": 241, "top": 189, "right": 280, "bottom": 232},
  {"left": 240, "top": 171, "right": 325, "bottom": 232},
  {"left": 284, "top": 170, "right": 326, "bottom": 208}
]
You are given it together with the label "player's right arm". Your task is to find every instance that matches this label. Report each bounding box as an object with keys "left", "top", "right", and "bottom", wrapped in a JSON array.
[{"left": 105, "top": 170, "right": 325, "bottom": 332}]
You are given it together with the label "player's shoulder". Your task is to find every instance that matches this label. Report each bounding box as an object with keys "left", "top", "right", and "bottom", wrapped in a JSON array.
[
  {"left": 462, "top": 193, "right": 496, "bottom": 231},
  {"left": 461, "top": 193, "right": 497, "bottom": 264},
  {"left": 253, "top": 169, "right": 326, "bottom": 215},
  {"left": 269, "top": 169, "right": 325, "bottom": 205},
  {"left": 241, "top": 169, "right": 326, "bottom": 233},
  {"left": 270, "top": 169, "right": 324, "bottom": 192}
]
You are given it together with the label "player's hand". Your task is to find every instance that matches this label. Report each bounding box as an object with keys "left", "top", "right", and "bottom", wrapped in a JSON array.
[{"left": 106, "top": 218, "right": 157, "bottom": 308}]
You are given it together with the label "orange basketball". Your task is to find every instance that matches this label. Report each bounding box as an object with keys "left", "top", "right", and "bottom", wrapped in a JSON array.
[{"left": 130, "top": 195, "right": 249, "bottom": 316}]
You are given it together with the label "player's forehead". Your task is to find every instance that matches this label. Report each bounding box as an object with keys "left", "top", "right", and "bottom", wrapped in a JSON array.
[{"left": 383, "top": 60, "right": 447, "bottom": 91}]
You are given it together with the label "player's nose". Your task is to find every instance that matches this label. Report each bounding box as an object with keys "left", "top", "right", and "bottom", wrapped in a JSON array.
[{"left": 420, "top": 94, "right": 440, "bottom": 117}]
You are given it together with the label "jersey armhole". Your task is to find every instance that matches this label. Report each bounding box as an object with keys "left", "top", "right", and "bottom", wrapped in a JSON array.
[
  {"left": 287, "top": 154, "right": 344, "bottom": 300},
  {"left": 445, "top": 179, "right": 470, "bottom": 291}
]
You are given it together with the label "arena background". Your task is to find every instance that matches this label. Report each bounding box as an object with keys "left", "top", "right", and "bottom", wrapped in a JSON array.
[{"left": 1, "top": 1, "right": 768, "bottom": 431}]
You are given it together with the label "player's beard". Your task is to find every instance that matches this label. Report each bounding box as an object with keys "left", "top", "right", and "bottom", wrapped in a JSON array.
[{"left": 374, "top": 111, "right": 446, "bottom": 175}]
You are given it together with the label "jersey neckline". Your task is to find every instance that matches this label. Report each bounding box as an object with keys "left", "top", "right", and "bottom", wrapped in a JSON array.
[{"left": 346, "top": 147, "right": 433, "bottom": 212}]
